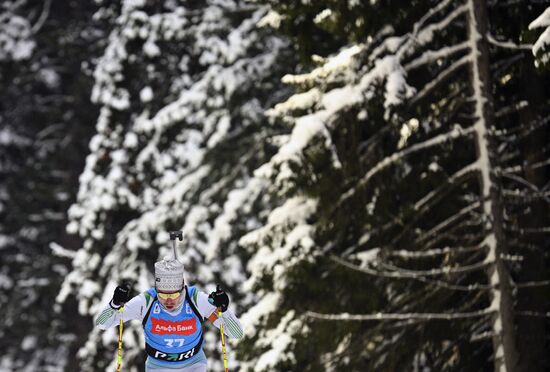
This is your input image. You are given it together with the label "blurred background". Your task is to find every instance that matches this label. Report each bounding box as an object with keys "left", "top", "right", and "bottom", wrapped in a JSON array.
[{"left": 1, "top": 0, "right": 549, "bottom": 371}]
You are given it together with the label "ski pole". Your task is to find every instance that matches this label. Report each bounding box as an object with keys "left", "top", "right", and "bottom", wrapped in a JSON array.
[
  {"left": 218, "top": 309, "right": 229, "bottom": 372},
  {"left": 116, "top": 307, "right": 124, "bottom": 372},
  {"left": 169, "top": 231, "right": 183, "bottom": 260}
]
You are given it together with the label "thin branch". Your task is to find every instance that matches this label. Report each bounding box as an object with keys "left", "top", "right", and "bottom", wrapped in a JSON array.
[
  {"left": 411, "top": 0, "right": 457, "bottom": 36},
  {"left": 493, "top": 113, "right": 550, "bottom": 139},
  {"left": 49, "top": 242, "right": 77, "bottom": 259},
  {"left": 405, "top": 42, "right": 469, "bottom": 71},
  {"left": 9, "top": 0, "right": 28, "bottom": 11},
  {"left": 502, "top": 189, "right": 550, "bottom": 204},
  {"left": 491, "top": 53, "right": 525, "bottom": 78},
  {"left": 499, "top": 253, "right": 523, "bottom": 262},
  {"left": 514, "top": 280, "right": 550, "bottom": 289},
  {"left": 501, "top": 172, "right": 539, "bottom": 191},
  {"left": 332, "top": 255, "right": 488, "bottom": 278},
  {"left": 502, "top": 151, "right": 550, "bottom": 182},
  {"left": 331, "top": 255, "right": 413, "bottom": 279},
  {"left": 385, "top": 258, "right": 493, "bottom": 291},
  {"left": 504, "top": 225, "right": 550, "bottom": 234},
  {"left": 409, "top": 55, "right": 471, "bottom": 105},
  {"left": 414, "top": 202, "right": 481, "bottom": 246},
  {"left": 515, "top": 311, "right": 550, "bottom": 318},
  {"left": 379, "top": 259, "right": 489, "bottom": 277},
  {"left": 491, "top": 0, "right": 522, "bottom": 7},
  {"left": 494, "top": 101, "right": 528, "bottom": 118},
  {"left": 387, "top": 163, "right": 479, "bottom": 246},
  {"left": 532, "top": 158, "right": 550, "bottom": 170},
  {"left": 414, "top": 276, "right": 492, "bottom": 291},
  {"left": 506, "top": 238, "right": 544, "bottom": 251},
  {"left": 414, "top": 161, "right": 479, "bottom": 211},
  {"left": 339, "top": 125, "right": 475, "bottom": 204},
  {"left": 499, "top": 149, "right": 521, "bottom": 164},
  {"left": 418, "top": 222, "right": 485, "bottom": 252},
  {"left": 501, "top": 159, "right": 550, "bottom": 178},
  {"left": 405, "top": 3, "right": 469, "bottom": 58},
  {"left": 389, "top": 244, "right": 485, "bottom": 259},
  {"left": 383, "top": 249, "right": 492, "bottom": 291},
  {"left": 501, "top": 164, "right": 523, "bottom": 174},
  {"left": 471, "top": 331, "right": 493, "bottom": 342},
  {"left": 487, "top": 33, "right": 532, "bottom": 51},
  {"left": 306, "top": 307, "right": 494, "bottom": 321},
  {"left": 31, "top": 0, "right": 52, "bottom": 34},
  {"left": 518, "top": 114, "right": 550, "bottom": 140},
  {"left": 28, "top": 211, "right": 65, "bottom": 222},
  {"left": 358, "top": 125, "right": 391, "bottom": 156}
]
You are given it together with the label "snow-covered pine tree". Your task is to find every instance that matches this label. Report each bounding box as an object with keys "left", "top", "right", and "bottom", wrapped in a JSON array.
[
  {"left": 56, "top": 0, "right": 292, "bottom": 370},
  {"left": 241, "top": 0, "right": 550, "bottom": 371},
  {"left": 0, "top": 1, "right": 99, "bottom": 370}
]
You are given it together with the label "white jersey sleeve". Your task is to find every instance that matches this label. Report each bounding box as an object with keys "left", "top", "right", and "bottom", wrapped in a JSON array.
[
  {"left": 195, "top": 290, "right": 244, "bottom": 339},
  {"left": 94, "top": 292, "right": 150, "bottom": 329}
]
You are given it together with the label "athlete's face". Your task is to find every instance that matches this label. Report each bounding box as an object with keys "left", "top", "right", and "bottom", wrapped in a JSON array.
[{"left": 157, "top": 289, "right": 183, "bottom": 311}]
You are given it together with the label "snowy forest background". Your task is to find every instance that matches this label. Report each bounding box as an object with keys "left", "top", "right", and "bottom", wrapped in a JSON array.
[{"left": 1, "top": 0, "right": 550, "bottom": 371}]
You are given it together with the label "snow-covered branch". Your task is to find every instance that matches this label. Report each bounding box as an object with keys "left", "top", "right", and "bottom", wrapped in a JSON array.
[
  {"left": 405, "top": 3, "right": 468, "bottom": 58},
  {"left": 49, "top": 242, "right": 77, "bottom": 259},
  {"left": 389, "top": 244, "right": 485, "bottom": 259},
  {"left": 379, "top": 259, "right": 489, "bottom": 277},
  {"left": 411, "top": 0, "right": 457, "bottom": 36},
  {"left": 529, "top": 7, "right": 550, "bottom": 66},
  {"left": 331, "top": 255, "right": 488, "bottom": 279},
  {"left": 486, "top": 33, "right": 532, "bottom": 51},
  {"left": 405, "top": 42, "right": 469, "bottom": 71}
]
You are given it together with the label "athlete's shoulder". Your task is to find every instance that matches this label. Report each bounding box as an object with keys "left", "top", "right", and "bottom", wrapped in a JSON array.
[
  {"left": 143, "top": 288, "right": 157, "bottom": 306},
  {"left": 187, "top": 285, "right": 207, "bottom": 310}
]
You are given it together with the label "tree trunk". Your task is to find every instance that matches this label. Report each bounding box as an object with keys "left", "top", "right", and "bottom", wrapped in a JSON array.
[{"left": 467, "top": 0, "right": 519, "bottom": 371}]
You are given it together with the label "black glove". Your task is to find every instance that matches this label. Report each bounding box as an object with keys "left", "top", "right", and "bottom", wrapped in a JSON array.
[
  {"left": 208, "top": 284, "right": 229, "bottom": 312},
  {"left": 111, "top": 284, "right": 130, "bottom": 308}
]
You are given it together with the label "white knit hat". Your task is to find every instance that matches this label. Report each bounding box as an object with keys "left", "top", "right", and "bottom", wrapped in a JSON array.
[{"left": 154, "top": 259, "right": 185, "bottom": 291}]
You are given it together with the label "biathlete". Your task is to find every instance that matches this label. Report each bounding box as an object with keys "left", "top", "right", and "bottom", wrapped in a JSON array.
[{"left": 95, "top": 259, "right": 244, "bottom": 371}]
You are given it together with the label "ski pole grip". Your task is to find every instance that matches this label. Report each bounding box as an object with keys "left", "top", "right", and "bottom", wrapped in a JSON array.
[{"left": 169, "top": 231, "right": 183, "bottom": 241}]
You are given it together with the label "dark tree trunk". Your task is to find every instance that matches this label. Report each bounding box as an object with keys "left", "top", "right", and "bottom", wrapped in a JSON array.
[{"left": 468, "top": 0, "right": 519, "bottom": 370}]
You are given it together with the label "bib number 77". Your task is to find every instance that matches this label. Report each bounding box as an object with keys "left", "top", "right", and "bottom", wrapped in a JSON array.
[{"left": 164, "top": 338, "right": 185, "bottom": 347}]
